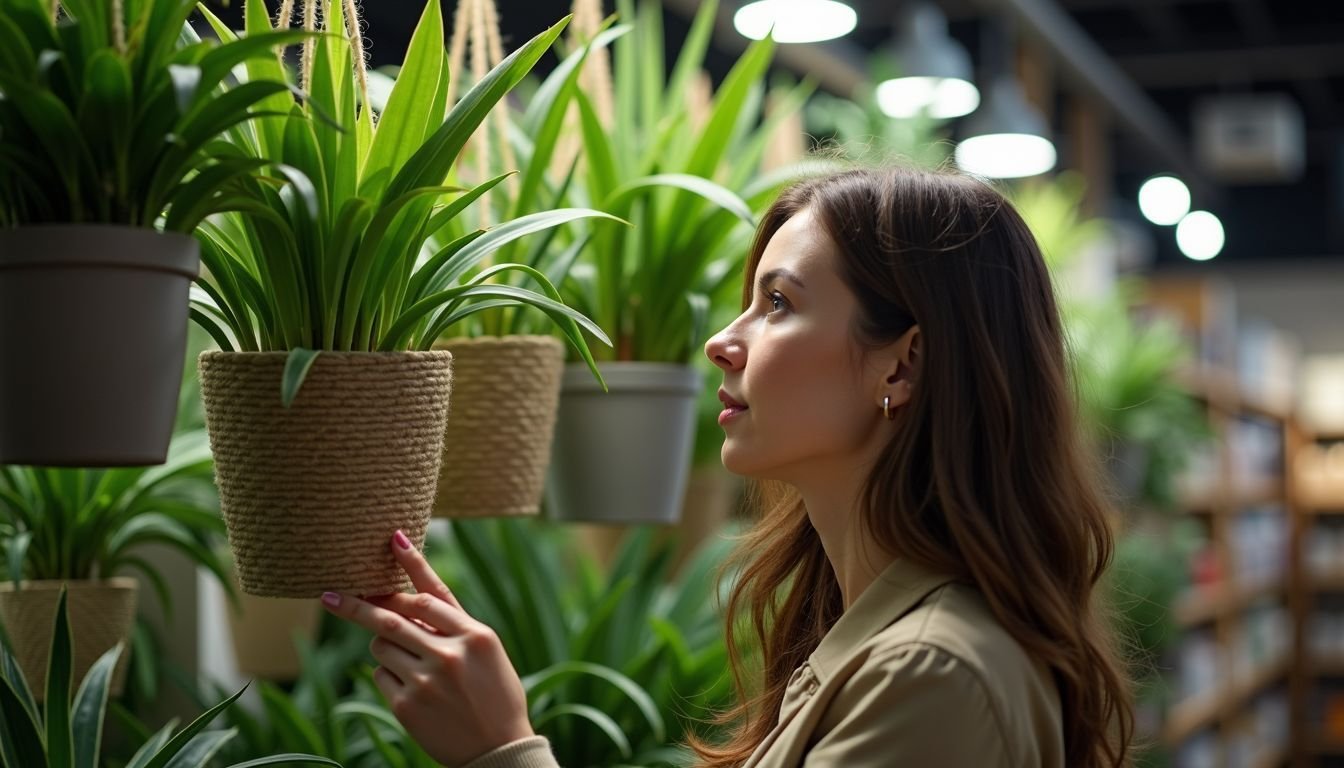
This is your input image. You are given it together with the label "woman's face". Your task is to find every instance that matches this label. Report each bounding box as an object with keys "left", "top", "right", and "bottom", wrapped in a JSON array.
[{"left": 704, "top": 208, "right": 900, "bottom": 484}]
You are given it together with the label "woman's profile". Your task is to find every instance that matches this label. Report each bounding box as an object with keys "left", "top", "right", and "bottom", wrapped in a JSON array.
[{"left": 321, "top": 166, "right": 1135, "bottom": 768}]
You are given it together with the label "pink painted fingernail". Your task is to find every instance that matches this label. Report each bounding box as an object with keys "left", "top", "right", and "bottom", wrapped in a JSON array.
[
  {"left": 321, "top": 592, "right": 341, "bottom": 608},
  {"left": 393, "top": 530, "right": 412, "bottom": 550}
]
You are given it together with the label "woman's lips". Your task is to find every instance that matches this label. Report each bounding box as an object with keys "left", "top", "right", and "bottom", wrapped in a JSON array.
[{"left": 717, "top": 389, "right": 748, "bottom": 426}]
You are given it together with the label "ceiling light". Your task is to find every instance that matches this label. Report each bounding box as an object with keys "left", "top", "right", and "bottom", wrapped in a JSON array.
[
  {"left": 876, "top": 2, "right": 979, "bottom": 119},
  {"left": 954, "top": 78, "right": 1056, "bottom": 178},
  {"left": 1138, "top": 175, "right": 1191, "bottom": 226},
  {"left": 1176, "top": 211, "right": 1224, "bottom": 261},
  {"left": 733, "top": 0, "right": 858, "bottom": 44}
]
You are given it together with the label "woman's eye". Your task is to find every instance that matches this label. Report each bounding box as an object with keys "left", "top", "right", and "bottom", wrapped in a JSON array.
[{"left": 768, "top": 293, "right": 787, "bottom": 313}]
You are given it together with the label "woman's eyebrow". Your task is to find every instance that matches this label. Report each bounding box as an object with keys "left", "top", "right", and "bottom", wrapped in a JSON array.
[{"left": 757, "top": 267, "right": 807, "bottom": 294}]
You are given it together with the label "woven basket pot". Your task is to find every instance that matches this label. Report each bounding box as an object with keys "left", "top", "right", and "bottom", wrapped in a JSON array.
[
  {"left": 198, "top": 351, "right": 453, "bottom": 598},
  {"left": 430, "top": 336, "right": 564, "bottom": 518},
  {"left": 0, "top": 579, "right": 137, "bottom": 700},
  {"left": 546, "top": 363, "right": 702, "bottom": 524},
  {"left": 225, "top": 592, "right": 322, "bottom": 681},
  {"left": 0, "top": 226, "right": 198, "bottom": 466}
]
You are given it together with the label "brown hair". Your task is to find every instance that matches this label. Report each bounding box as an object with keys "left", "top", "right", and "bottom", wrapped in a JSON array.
[{"left": 686, "top": 167, "right": 1133, "bottom": 767}]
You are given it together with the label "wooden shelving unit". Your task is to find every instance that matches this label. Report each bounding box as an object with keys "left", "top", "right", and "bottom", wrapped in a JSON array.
[
  {"left": 1296, "top": 425, "right": 1344, "bottom": 765},
  {"left": 1142, "top": 276, "right": 1303, "bottom": 767}
]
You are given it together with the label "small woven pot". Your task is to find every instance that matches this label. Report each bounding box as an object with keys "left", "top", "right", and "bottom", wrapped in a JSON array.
[
  {"left": 0, "top": 579, "right": 137, "bottom": 700},
  {"left": 431, "top": 336, "right": 564, "bottom": 518},
  {"left": 226, "top": 592, "right": 322, "bottom": 681},
  {"left": 199, "top": 351, "right": 453, "bottom": 597}
]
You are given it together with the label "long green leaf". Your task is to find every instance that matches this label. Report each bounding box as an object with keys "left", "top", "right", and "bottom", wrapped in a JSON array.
[
  {"left": 46, "top": 588, "right": 75, "bottom": 768},
  {"left": 72, "top": 644, "right": 122, "bottom": 768},
  {"left": 360, "top": 0, "right": 444, "bottom": 202}
]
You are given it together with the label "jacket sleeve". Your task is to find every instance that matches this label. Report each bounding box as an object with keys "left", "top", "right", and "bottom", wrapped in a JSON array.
[
  {"left": 458, "top": 736, "right": 561, "bottom": 768},
  {"left": 803, "top": 643, "right": 1012, "bottom": 768}
]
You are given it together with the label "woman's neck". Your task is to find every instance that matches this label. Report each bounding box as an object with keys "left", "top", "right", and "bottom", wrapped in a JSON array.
[{"left": 798, "top": 472, "right": 896, "bottom": 610}]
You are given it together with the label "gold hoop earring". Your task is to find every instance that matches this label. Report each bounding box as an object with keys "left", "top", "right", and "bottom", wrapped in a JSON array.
[{"left": 883, "top": 395, "right": 894, "bottom": 421}]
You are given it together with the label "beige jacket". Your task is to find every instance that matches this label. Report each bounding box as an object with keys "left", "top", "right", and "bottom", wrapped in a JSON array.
[{"left": 463, "top": 558, "right": 1064, "bottom": 768}]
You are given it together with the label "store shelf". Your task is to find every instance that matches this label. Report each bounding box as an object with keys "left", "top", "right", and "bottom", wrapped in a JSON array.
[
  {"left": 1308, "top": 655, "right": 1344, "bottom": 677},
  {"left": 1250, "top": 743, "right": 1289, "bottom": 768},
  {"left": 1308, "top": 573, "right": 1344, "bottom": 592},
  {"left": 1312, "top": 733, "right": 1344, "bottom": 755},
  {"left": 1178, "top": 479, "right": 1283, "bottom": 513},
  {"left": 1164, "top": 653, "right": 1291, "bottom": 746},
  {"left": 1175, "top": 579, "right": 1285, "bottom": 628},
  {"left": 1176, "top": 366, "right": 1294, "bottom": 422}
]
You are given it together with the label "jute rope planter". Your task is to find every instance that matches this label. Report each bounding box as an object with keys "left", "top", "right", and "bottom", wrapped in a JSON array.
[
  {"left": 431, "top": 336, "right": 564, "bottom": 518},
  {"left": 0, "top": 578, "right": 137, "bottom": 700},
  {"left": 199, "top": 351, "right": 453, "bottom": 597}
]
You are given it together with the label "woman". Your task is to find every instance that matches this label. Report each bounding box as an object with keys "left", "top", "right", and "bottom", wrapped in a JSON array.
[{"left": 321, "top": 167, "right": 1135, "bottom": 767}]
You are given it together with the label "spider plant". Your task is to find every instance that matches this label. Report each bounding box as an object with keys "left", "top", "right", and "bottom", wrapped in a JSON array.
[
  {"left": 190, "top": 0, "right": 622, "bottom": 402},
  {"left": 0, "top": 0, "right": 311, "bottom": 229}
]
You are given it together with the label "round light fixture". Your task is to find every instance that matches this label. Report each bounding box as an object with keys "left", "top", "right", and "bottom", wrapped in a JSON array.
[
  {"left": 877, "top": 77, "right": 980, "bottom": 119},
  {"left": 954, "top": 79, "right": 1056, "bottom": 178},
  {"left": 1175, "top": 210, "right": 1225, "bottom": 261},
  {"left": 1138, "top": 175, "right": 1191, "bottom": 226},
  {"left": 876, "top": 2, "right": 979, "bottom": 119},
  {"left": 733, "top": 0, "right": 858, "bottom": 44}
]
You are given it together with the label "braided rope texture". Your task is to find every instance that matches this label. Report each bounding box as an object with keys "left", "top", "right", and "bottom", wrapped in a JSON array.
[
  {"left": 0, "top": 579, "right": 137, "bottom": 700},
  {"left": 199, "top": 351, "right": 453, "bottom": 597},
  {"left": 432, "top": 336, "right": 563, "bottom": 518}
]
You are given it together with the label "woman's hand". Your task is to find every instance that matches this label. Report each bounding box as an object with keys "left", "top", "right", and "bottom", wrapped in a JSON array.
[{"left": 320, "top": 530, "right": 534, "bottom": 768}]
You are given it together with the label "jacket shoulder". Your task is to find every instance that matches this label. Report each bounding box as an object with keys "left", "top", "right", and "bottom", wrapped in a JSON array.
[{"left": 866, "top": 582, "right": 1064, "bottom": 765}]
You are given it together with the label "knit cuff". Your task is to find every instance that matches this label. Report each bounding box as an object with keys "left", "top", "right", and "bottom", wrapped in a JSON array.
[{"left": 459, "top": 736, "right": 560, "bottom": 768}]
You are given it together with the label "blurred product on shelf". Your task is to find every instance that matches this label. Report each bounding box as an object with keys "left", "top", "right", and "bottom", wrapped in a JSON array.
[
  {"left": 1302, "top": 355, "right": 1344, "bottom": 435},
  {"left": 1298, "top": 441, "right": 1344, "bottom": 509}
]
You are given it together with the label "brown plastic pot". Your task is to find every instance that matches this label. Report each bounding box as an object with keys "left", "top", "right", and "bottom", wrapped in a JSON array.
[{"left": 0, "top": 226, "right": 198, "bottom": 466}]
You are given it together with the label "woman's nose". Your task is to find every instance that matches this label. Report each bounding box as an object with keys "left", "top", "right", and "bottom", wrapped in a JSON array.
[{"left": 705, "top": 325, "right": 744, "bottom": 372}]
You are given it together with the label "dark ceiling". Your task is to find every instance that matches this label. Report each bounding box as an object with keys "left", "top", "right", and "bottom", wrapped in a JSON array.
[{"left": 204, "top": 0, "right": 1344, "bottom": 267}]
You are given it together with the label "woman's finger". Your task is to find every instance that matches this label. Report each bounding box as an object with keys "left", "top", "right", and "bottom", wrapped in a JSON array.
[
  {"left": 391, "top": 530, "right": 464, "bottom": 611},
  {"left": 368, "top": 590, "right": 472, "bottom": 637},
  {"left": 372, "top": 664, "right": 403, "bottom": 696},
  {"left": 320, "top": 592, "right": 437, "bottom": 657},
  {"left": 369, "top": 635, "right": 421, "bottom": 680}
]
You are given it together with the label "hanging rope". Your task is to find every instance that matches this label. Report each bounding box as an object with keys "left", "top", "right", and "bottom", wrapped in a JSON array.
[
  {"left": 446, "top": 0, "right": 519, "bottom": 228},
  {"left": 344, "top": 0, "right": 371, "bottom": 117},
  {"left": 300, "top": 0, "right": 317, "bottom": 95},
  {"left": 111, "top": 0, "right": 125, "bottom": 52},
  {"left": 550, "top": 0, "right": 614, "bottom": 179}
]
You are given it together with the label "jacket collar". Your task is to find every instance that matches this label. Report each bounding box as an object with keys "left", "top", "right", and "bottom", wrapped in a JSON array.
[{"left": 807, "top": 557, "right": 957, "bottom": 682}]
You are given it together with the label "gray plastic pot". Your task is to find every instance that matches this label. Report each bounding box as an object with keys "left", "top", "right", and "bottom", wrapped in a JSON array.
[
  {"left": 546, "top": 363, "right": 703, "bottom": 524},
  {"left": 0, "top": 226, "right": 198, "bottom": 466}
]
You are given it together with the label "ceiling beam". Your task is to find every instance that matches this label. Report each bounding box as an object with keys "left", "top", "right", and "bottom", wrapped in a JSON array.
[{"left": 1116, "top": 43, "right": 1344, "bottom": 87}]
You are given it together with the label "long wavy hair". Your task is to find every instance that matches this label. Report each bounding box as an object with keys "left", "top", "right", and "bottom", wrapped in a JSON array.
[{"left": 685, "top": 167, "right": 1133, "bottom": 767}]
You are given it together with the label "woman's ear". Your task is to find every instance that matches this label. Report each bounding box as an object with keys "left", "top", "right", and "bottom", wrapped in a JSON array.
[{"left": 879, "top": 325, "right": 920, "bottom": 411}]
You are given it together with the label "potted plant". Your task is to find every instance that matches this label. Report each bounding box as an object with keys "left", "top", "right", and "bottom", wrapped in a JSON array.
[
  {"left": 190, "top": 0, "right": 617, "bottom": 597},
  {"left": 0, "top": 428, "right": 229, "bottom": 698},
  {"left": 0, "top": 588, "right": 339, "bottom": 768},
  {"left": 403, "top": 2, "right": 631, "bottom": 520},
  {"left": 0, "top": 0, "right": 311, "bottom": 466},
  {"left": 546, "top": 0, "right": 817, "bottom": 525}
]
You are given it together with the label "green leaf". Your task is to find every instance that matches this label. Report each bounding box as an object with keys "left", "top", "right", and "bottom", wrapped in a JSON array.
[
  {"left": 360, "top": 0, "right": 445, "bottom": 202},
  {"left": 46, "top": 588, "right": 76, "bottom": 768},
  {"left": 384, "top": 16, "right": 570, "bottom": 200},
  {"left": 221, "top": 756, "right": 342, "bottom": 768},
  {"left": 282, "top": 348, "right": 321, "bottom": 408},
  {"left": 72, "top": 644, "right": 122, "bottom": 768},
  {"left": 533, "top": 703, "right": 631, "bottom": 759},
  {"left": 604, "top": 174, "right": 753, "bottom": 226},
  {"left": 0, "top": 672, "right": 45, "bottom": 768}
]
